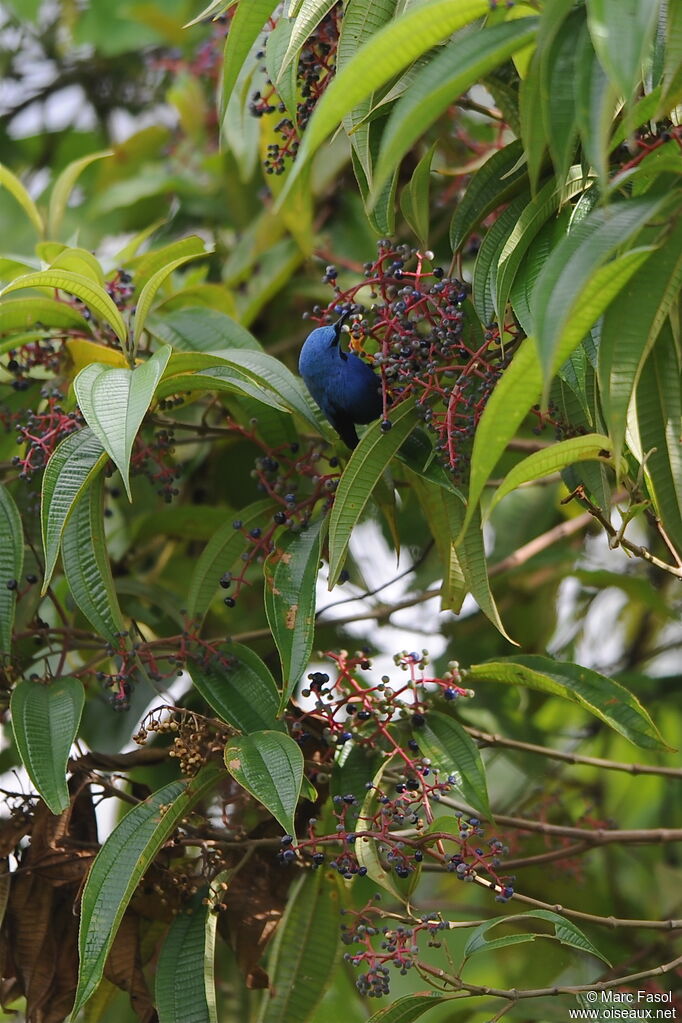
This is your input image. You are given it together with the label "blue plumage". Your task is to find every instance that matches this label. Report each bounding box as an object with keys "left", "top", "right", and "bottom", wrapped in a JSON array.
[{"left": 298, "top": 320, "right": 382, "bottom": 448}]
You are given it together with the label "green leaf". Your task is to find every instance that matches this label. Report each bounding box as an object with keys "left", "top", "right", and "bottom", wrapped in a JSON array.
[
  {"left": 264, "top": 517, "right": 326, "bottom": 713},
  {"left": 519, "top": 48, "right": 547, "bottom": 193},
  {"left": 224, "top": 730, "right": 304, "bottom": 836},
  {"left": 220, "top": 0, "right": 280, "bottom": 115},
  {"left": 408, "top": 473, "right": 466, "bottom": 612},
  {"left": 47, "top": 150, "right": 113, "bottom": 240},
  {"left": 328, "top": 400, "right": 418, "bottom": 588},
  {"left": 0, "top": 162, "right": 44, "bottom": 236},
  {"left": 133, "top": 250, "right": 208, "bottom": 348},
  {"left": 60, "top": 474, "right": 126, "bottom": 645},
  {"left": 586, "top": 0, "right": 661, "bottom": 100},
  {"left": 458, "top": 507, "right": 516, "bottom": 645},
  {"left": 50, "top": 247, "right": 105, "bottom": 285},
  {"left": 156, "top": 889, "right": 217, "bottom": 1023},
  {"left": 466, "top": 655, "right": 671, "bottom": 750},
  {"left": 533, "top": 197, "right": 667, "bottom": 382},
  {"left": 189, "top": 642, "right": 286, "bottom": 733},
  {"left": 266, "top": 17, "right": 298, "bottom": 123},
  {"left": 541, "top": 9, "right": 581, "bottom": 183},
  {"left": 463, "top": 336, "right": 542, "bottom": 534},
  {"left": 198, "top": 349, "right": 321, "bottom": 430},
  {"left": 418, "top": 711, "right": 491, "bottom": 819},
  {"left": 399, "top": 144, "right": 435, "bottom": 247},
  {"left": 598, "top": 214, "right": 682, "bottom": 466},
  {"left": 186, "top": 499, "right": 275, "bottom": 621},
  {"left": 148, "top": 306, "right": 262, "bottom": 351},
  {"left": 463, "top": 909, "right": 609, "bottom": 964},
  {"left": 73, "top": 765, "right": 223, "bottom": 1017},
  {"left": 74, "top": 345, "right": 172, "bottom": 500},
  {"left": 372, "top": 19, "right": 538, "bottom": 202},
  {"left": 1, "top": 270, "right": 127, "bottom": 344},
  {"left": 366, "top": 993, "right": 454, "bottom": 1023},
  {"left": 487, "top": 433, "right": 619, "bottom": 517},
  {"left": 0, "top": 295, "right": 91, "bottom": 334},
  {"left": 10, "top": 676, "right": 84, "bottom": 815},
  {"left": 574, "top": 22, "right": 618, "bottom": 191},
  {"left": 472, "top": 191, "right": 530, "bottom": 327},
  {"left": 258, "top": 870, "right": 340, "bottom": 1023},
  {"left": 635, "top": 322, "right": 682, "bottom": 554},
  {"left": 355, "top": 760, "right": 406, "bottom": 902},
  {"left": 41, "top": 427, "right": 108, "bottom": 592},
  {"left": 132, "top": 236, "right": 207, "bottom": 295},
  {"left": 275, "top": 0, "right": 337, "bottom": 82},
  {"left": 277, "top": 0, "right": 490, "bottom": 202},
  {"left": 0, "top": 483, "right": 23, "bottom": 657},
  {"left": 449, "top": 140, "right": 527, "bottom": 253},
  {"left": 494, "top": 166, "right": 589, "bottom": 327}
]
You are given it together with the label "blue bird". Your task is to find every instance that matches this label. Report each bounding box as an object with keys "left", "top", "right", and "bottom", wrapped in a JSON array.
[{"left": 299, "top": 318, "right": 383, "bottom": 449}]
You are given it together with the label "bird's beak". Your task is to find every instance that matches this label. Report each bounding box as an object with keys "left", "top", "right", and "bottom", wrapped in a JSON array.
[{"left": 332, "top": 309, "right": 352, "bottom": 345}]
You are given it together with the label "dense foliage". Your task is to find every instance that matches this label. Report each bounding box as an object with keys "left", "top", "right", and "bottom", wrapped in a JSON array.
[{"left": 0, "top": 0, "right": 681, "bottom": 1021}]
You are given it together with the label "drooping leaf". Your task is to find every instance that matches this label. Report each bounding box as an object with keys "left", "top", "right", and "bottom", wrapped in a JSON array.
[
  {"left": 365, "top": 992, "right": 455, "bottom": 1023},
  {"left": 10, "top": 676, "right": 85, "bottom": 815},
  {"left": 0, "top": 483, "right": 23, "bottom": 657},
  {"left": 466, "top": 655, "right": 671, "bottom": 750},
  {"left": 586, "top": 0, "right": 661, "bottom": 100},
  {"left": 60, "top": 474, "right": 127, "bottom": 645},
  {"left": 449, "top": 139, "right": 527, "bottom": 253},
  {"left": 355, "top": 759, "right": 406, "bottom": 902},
  {"left": 220, "top": 0, "right": 280, "bottom": 115},
  {"left": 458, "top": 508, "right": 516, "bottom": 645},
  {"left": 0, "top": 162, "right": 44, "bottom": 236},
  {"left": 224, "top": 730, "right": 304, "bottom": 836},
  {"left": 41, "top": 427, "right": 108, "bottom": 592},
  {"left": 47, "top": 150, "right": 113, "bottom": 240},
  {"left": 73, "top": 765, "right": 223, "bottom": 1017},
  {"left": 1, "top": 270, "right": 127, "bottom": 344},
  {"left": 418, "top": 711, "right": 491, "bottom": 819},
  {"left": 472, "top": 191, "right": 530, "bottom": 326},
  {"left": 189, "top": 643, "right": 285, "bottom": 733},
  {"left": 258, "top": 870, "right": 340, "bottom": 1023},
  {"left": 186, "top": 499, "right": 276, "bottom": 621},
  {"left": 0, "top": 295, "right": 91, "bottom": 334},
  {"left": 275, "top": 0, "right": 337, "bottom": 83},
  {"left": 74, "top": 345, "right": 172, "bottom": 499},
  {"left": 463, "top": 909, "right": 609, "bottom": 964},
  {"left": 328, "top": 399, "right": 418, "bottom": 588},
  {"left": 264, "top": 517, "right": 326, "bottom": 712},
  {"left": 486, "top": 434, "right": 619, "bottom": 517}
]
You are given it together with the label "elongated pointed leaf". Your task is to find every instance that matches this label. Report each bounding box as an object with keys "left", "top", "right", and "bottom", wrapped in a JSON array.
[
  {"left": 10, "top": 676, "right": 84, "bottom": 814},
  {"left": 0, "top": 162, "right": 44, "bottom": 235},
  {"left": 356, "top": 760, "right": 406, "bottom": 902},
  {"left": 132, "top": 236, "right": 207, "bottom": 295},
  {"left": 1, "top": 270, "right": 127, "bottom": 344},
  {"left": 220, "top": 0, "right": 280, "bottom": 114},
  {"left": 133, "top": 249, "right": 208, "bottom": 347},
  {"left": 189, "top": 642, "right": 285, "bottom": 733},
  {"left": 148, "top": 306, "right": 262, "bottom": 352},
  {"left": 487, "top": 433, "right": 618, "bottom": 518},
  {"left": 61, "top": 474, "right": 126, "bottom": 645},
  {"left": 0, "top": 483, "right": 23, "bottom": 657},
  {"left": 635, "top": 323, "right": 682, "bottom": 554},
  {"left": 276, "top": 0, "right": 337, "bottom": 82},
  {"left": 418, "top": 711, "right": 491, "bottom": 819},
  {"left": 473, "top": 191, "right": 530, "bottom": 326},
  {"left": 258, "top": 870, "right": 340, "bottom": 1023},
  {"left": 463, "top": 909, "right": 609, "bottom": 963},
  {"left": 458, "top": 508, "right": 516, "bottom": 645},
  {"left": 599, "top": 214, "right": 682, "bottom": 465},
  {"left": 41, "top": 427, "right": 108, "bottom": 592},
  {"left": 462, "top": 336, "right": 542, "bottom": 536},
  {"left": 47, "top": 150, "right": 112, "bottom": 240},
  {"left": 186, "top": 499, "right": 275, "bottom": 621},
  {"left": 366, "top": 993, "right": 454, "bottom": 1023},
  {"left": 328, "top": 400, "right": 417, "bottom": 588},
  {"left": 586, "top": 0, "right": 661, "bottom": 100},
  {"left": 264, "top": 517, "right": 325, "bottom": 712},
  {"left": 533, "top": 197, "right": 667, "bottom": 382},
  {"left": 73, "top": 765, "right": 223, "bottom": 1017},
  {"left": 450, "top": 140, "right": 527, "bottom": 253},
  {"left": 277, "top": 0, "right": 490, "bottom": 203},
  {"left": 0, "top": 295, "right": 91, "bottom": 334},
  {"left": 372, "top": 19, "right": 538, "bottom": 202},
  {"left": 74, "top": 345, "right": 172, "bottom": 499},
  {"left": 156, "top": 889, "right": 217, "bottom": 1023},
  {"left": 224, "top": 730, "right": 303, "bottom": 836},
  {"left": 466, "top": 655, "right": 670, "bottom": 750}
]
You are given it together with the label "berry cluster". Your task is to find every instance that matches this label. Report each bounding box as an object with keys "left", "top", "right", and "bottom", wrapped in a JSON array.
[
  {"left": 134, "top": 706, "right": 230, "bottom": 776},
  {"left": 10, "top": 394, "right": 83, "bottom": 481},
  {"left": 249, "top": 5, "right": 342, "bottom": 175},
  {"left": 309, "top": 241, "right": 520, "bottom": 481}
]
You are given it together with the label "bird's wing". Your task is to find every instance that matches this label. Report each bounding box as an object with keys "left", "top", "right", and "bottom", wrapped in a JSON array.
[{"left": 326, "top": 403, "right": 359, "bottom": 448}]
